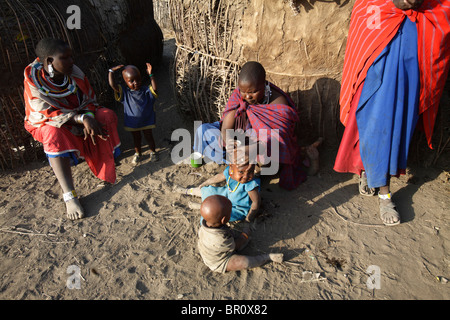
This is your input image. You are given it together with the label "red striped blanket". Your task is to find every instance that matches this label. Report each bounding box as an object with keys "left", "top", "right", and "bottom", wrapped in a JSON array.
[{"left": 339, "top": 0, "right": 450, "bottom": 148}]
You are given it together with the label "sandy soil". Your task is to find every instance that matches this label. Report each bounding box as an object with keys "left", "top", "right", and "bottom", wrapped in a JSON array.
[{"left": 0, "top": 39, "right": 449, "bottom": 301}]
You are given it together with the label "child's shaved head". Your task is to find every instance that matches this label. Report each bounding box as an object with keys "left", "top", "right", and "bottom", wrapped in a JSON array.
[
  {"left": 201, "top": 195, "right": 232, "bottom": 227},
  {"left": 122, "top": 65, "right": 140, "bottom": 78},
  {"left": 122, "top": 65, "right": 142, "bottom": 90}
]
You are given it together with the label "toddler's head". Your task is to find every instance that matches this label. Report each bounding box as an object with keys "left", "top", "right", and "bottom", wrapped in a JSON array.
[
  {"left": 122, "top": 65, "right": 142, "bottom": 91},
  {"left": 226, "top": 137, "right": 257, "bottom": 184},
  {"left": 200, "top": 195, "right": 232, "bottom": 227}
]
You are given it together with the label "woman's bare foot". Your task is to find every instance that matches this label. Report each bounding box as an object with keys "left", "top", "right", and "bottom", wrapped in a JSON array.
[
  {"left": 310, "top": 137, "right": 324, "bottom": 149},
  {"left": 304, "top": 138, "right": 323, "bottom": 176},
  {"left": 65, "top": 198, "right": 85, "bottom": 220}
]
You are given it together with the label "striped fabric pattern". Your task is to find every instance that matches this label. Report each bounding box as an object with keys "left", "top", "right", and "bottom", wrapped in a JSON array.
[
  {"left": 24, "top": 59, "right": 99, "bottom": 128},
  {"left": 221, "top": 83, "right": 307, "bottom": 190},
  {"left": 339, "top": 0, "right": 450, "bottom": 148},
  {"left": 221, "top": 83, "right": 299, "bottom": 165}
]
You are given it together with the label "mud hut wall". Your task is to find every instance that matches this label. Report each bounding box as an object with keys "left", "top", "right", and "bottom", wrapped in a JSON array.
[
  {"left": 170, "top": 0, "right": 354, "bottom": 146},
  {"left": 237, "top": 0, "right": 354, "bottom": 145}
]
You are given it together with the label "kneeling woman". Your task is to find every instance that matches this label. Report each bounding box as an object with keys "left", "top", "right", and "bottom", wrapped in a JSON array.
[{"left": 24, "top": 38, "right": 121, "bottom": 220}]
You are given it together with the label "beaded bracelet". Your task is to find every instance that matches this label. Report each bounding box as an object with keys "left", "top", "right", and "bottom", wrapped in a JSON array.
[{"left": 74, "top": 114, "right": 85, "bottom": 124}]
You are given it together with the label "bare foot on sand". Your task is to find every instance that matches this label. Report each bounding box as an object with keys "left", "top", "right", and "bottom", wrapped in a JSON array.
[
  {"left": 310, "top": 137, "right": 324, "bottom": 149},
  {"left": 303, "top": 137, "right": 323, "bottom": 176},
  {"left": 65, "top": 198, "right": 85, "bottom": 220},
  {"left": 269, "top": 253, "right": 284, "bottom": 263}
]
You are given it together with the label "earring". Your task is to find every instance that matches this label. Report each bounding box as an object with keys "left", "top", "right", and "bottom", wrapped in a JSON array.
[{"left": 48, "top": 64, "right": 54, "bottom": 78}]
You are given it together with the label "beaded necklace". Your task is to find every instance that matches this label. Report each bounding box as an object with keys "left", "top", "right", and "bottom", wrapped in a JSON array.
[
  {"left": 226, "top": 176, "right": 240, "bottom": 193},
  {"left": 45, "top": 74, "right": 69, "bottom": 88},
  {"left": 30, "top": 62, "right": 77, "bottom": 98}
]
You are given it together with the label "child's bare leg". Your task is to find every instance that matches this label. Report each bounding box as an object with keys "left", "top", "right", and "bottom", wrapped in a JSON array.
[
  {"left": 49, "top": 157, "right": 84, "bottom": 220},
  {"left": 173, "top": 185, "right": 202, "bottom": 197},
  {"left": 226, "top": 253, "right": 284, "bottom": 272},
  {"left": 143, "top": 129, "right": 156, "bottom": 153},
  {"left": 131, "top": 131, "right": 142, "bottom": 155}
]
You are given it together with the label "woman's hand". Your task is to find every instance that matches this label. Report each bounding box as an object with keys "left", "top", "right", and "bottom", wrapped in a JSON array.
[
  {"left": 82, "top": 116, "right": 108, "bottom": 145},
  {"left": 392, "top": 0, "right": 424, "bottom": 10}
]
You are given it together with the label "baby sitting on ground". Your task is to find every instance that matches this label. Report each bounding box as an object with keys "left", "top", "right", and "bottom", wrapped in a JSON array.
[{"left": 197, "top": 194, "right": 283, "bottom": 273}]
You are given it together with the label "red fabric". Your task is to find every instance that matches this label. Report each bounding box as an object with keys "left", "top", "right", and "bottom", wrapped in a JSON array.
[
  {"left": 334, "top": 84, "right": 364, "bottom": 175},
  {"left": 25, "top": 108, "right": 120, "bottom": 183},
  {"left": 221, "top": 83, "right": 306, "bottom": 190},
  {"left": 334, "top": 81, "right": 405, "bottom": 178},
  {"left": 24, "top": 60, "right": 99, "bottom": 127},
  {"left": 221, "top": 83, "right": 299, "bottom": 165},
  {"left": 24, "top": 60, "right": 120, "bottom": 183},
  {"left": 339, "top": 0, "right": 450, "bottom": 148}
]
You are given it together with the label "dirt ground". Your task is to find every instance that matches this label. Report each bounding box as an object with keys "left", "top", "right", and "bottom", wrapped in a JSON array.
[{"left": 0, "top": 38, "right": 449, "bottom": 301}]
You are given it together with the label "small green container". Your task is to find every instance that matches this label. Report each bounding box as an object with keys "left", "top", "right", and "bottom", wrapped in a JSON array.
[{"left": 190, "top": 152, "right": 203, "bottom": 168}]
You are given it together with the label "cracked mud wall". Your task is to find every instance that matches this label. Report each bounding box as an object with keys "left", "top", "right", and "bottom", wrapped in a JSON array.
[{"left": 170, "top": 0, "right": 355, "bottom": 145}]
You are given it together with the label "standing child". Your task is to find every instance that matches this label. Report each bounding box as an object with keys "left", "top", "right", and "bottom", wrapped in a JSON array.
[
  {"left": 198, "top": 195, "right": 283, "bottom": 273},
  {"left": 108, "top": 63, "right": 158, "bottom": 164}
]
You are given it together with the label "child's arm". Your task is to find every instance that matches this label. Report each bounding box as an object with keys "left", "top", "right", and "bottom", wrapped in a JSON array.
[
  {"left": 198, "top": 172, "right": 226, "bottom": 188},
  {"left": 233, "top": 226, "right": 251, "bottom": 252},
  {"left": 245, "top": 188, "right": 261, "bottom": 223},
  {"left": 146, "top": 63, "right": 157, "bottom": 93},
  {"left": 108, "top": 65, "right": 124, "bottom": 92}
]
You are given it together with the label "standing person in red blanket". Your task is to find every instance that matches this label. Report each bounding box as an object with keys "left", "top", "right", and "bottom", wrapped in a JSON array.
[
  {"left": 24, "top": 38, "right": 121, "bottom": 220},
  {"left": 194, "top": 61, "right": 322, "bottom": 190},
  {"left": 334, "top": 0, "right": 450, "bottom": 225}
]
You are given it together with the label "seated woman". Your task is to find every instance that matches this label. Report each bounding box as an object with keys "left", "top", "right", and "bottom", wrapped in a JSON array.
[
  {"left": 194, "top": 61, "right": 307, "bottom": 190},
  {"left": 24, "top": 38, "right": 121, "bottom": 220}
]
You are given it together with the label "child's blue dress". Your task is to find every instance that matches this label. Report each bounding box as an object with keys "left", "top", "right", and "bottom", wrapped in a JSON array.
[
  {"left": 115, "top": 84, "right": 157, "bottom": 131},
  {"left": 201, "top": 166, "right": 261, "bottom": 222}
]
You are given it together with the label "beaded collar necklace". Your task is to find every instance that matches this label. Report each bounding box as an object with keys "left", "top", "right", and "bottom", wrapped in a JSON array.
[{"left": 30, "top": 62, "right": 77, "bottom": 98}]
